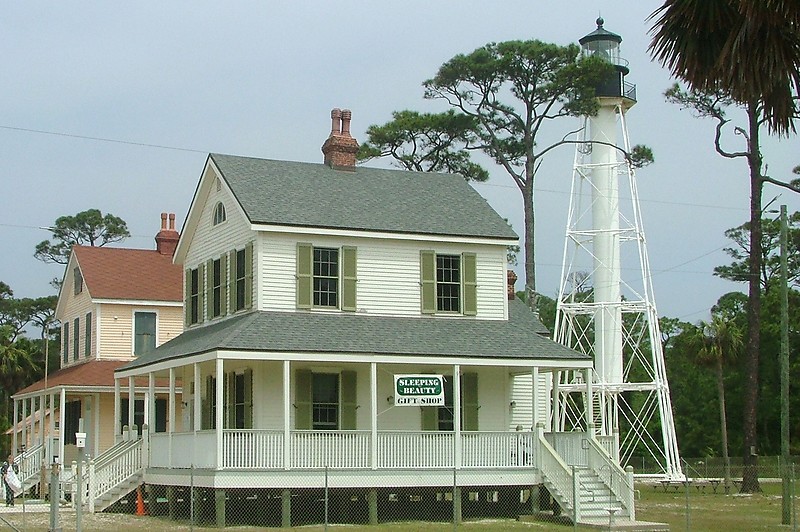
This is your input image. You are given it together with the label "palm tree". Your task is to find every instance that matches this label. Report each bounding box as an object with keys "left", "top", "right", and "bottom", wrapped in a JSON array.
[
  {"left": 649, "top": 0, "right": 800, "bottom": 136},
  {"left": 0, "top": 326, "right": 39, "bottom": 421},
  {"left": 649, "top": 0, "right": 800, "bottom": 492},
  {"left": 690, "top": 316, "right": 743, "bottom": 492}
]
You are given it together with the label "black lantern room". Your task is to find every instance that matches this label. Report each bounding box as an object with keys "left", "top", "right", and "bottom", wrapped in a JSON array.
[{"left": 579, "top": 18, "right": 636, "bottom": 102}]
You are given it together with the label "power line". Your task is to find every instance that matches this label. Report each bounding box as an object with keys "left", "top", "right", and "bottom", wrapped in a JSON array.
[{"left": 0, "top": 124, "right": 207, "bottom": 154}]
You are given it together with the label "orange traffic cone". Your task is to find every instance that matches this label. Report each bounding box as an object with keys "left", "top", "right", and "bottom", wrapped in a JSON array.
[{"left": 136, "top": 485, "right": 147, "bottom": 516}]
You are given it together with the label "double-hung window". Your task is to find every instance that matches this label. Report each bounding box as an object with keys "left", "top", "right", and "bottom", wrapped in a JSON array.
[
  {"left": 313, "top": 248, "right": 339, "bottom": 308},
  {"left": 134, "top": 311, "right": 156, "bottom": 355},
  {"left": 421, "top": 373, "right": 480, "bottom": 432},
  {"left": 420, "top": 251, "right": 477, "bottom": 315},
  {"left": 296, "top": 243, "right": 357, "bottom": 311},
  {"left": 294, "top": 369, "right": 357, "bottom": 430}
]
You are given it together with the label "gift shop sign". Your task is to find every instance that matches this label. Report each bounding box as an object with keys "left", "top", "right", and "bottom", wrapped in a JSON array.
[{"left": 393, "top": 375, "right": 445, "bottom": 406}]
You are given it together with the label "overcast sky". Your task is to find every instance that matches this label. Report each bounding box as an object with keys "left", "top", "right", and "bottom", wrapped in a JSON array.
[{"left": 1, "top": 2, "right": 797, "bottom": 324}]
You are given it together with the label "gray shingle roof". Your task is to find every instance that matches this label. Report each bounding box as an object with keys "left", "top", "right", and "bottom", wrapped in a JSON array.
[
  {"left": 210, "top": 153, "right": 518, "bottom": 240},
  {"left": 120, "top": 299, "right": 585, "bottom": 372}
]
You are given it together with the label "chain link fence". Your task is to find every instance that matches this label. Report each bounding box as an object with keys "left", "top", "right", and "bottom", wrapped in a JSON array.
[{"left": 2, "top": 457, "right": 799, "bottom": 530}]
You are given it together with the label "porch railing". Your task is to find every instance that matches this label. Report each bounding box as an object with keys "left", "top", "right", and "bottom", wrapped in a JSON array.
[{"left": 151, "top": 429, "right": 541, "bottom": 470}]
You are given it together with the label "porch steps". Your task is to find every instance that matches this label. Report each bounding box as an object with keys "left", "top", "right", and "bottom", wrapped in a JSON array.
[
  {"left": 577, "top": 471, "right": 627, "bottom": 520},
  {"left": 93, "top": 472, "right": 143, "bottom": 513}
]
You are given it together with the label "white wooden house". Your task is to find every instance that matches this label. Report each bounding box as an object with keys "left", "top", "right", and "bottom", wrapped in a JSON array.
[
  {"left": 10, "top": 214, "right": 184, "bottom": 488},
  {"left": 109, "top": 109, "right": 637, "bottom": 527}
]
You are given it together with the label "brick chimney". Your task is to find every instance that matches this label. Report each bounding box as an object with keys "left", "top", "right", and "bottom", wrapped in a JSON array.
[
  {"left": 507, "top": 270, "right": 518, "bottom": 300},
  {"left": 321, "top": 108, "right": 359, "bottom": 171},
  {"left": 155, "top": 212, "right": 180, "bottom": 257}
]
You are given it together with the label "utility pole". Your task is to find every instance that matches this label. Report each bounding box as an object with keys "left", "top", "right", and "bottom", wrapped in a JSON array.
[{"left": 780, "top": 204, "right": 791, "bottom": 525}]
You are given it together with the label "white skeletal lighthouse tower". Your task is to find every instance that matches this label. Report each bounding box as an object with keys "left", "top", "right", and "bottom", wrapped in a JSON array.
[{"left": 553, "top": 19, "right": 682, "bottom": 478}]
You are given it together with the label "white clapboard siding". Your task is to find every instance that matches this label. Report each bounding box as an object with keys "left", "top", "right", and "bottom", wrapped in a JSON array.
[
  {"left": 509, "top": 372, "right": 553, "bottom": 431},
  {"left": 257, "top": 232, "right": 509, "bottom": 319},
  {"left": 185, "top": 175, "right": 253, "bottom": 269}
]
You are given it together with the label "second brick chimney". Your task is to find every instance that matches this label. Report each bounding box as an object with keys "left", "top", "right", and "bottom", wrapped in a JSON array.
[
  {"left": 155, "top": 212, "right": 180, "bottom": 257},
  {"left": 507, "top": 270, "right": 518, "bottom": 300},
  {"left": 321, "top": 108, "right": 359, "bottom": 171}
]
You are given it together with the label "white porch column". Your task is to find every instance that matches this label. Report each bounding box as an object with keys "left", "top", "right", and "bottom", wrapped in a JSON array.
[
  {"left": 147, "top": 372, "right": 155, "bottom": 430},
  {"left": 58, "top": 387, "right": 66, "bottom": 463},
  {"left": 585, "top": 367, "right": 594, "bottom": 436},
  {"left": 128, "top": 376, "right": 135, "bottom": 437},
  {"left": 93, "top": 393, "right": 101, "bottom": 457},
  {"left": 114, "top": 379, "right": 121, "bottom": 442},
  {"left": 552, "top": 370, "right": 561, "bottom": 432},
  {"left": 12, "top": 398, "right": 18, "bottom": 454},
  {"left": 193, "top": 363, "right": 201, "bottom": 433},
  {"left": 370, "top": 362, "right": 377, "bottom": 470},
  {"left": 283, "top": 360, "right": 291, "bottom": 470},
  {"left": 48, "top": 392, "right": 56, "bottom": 462},
  {"left": 169, "top": 367, "right": 175, "bottom": 468},
  {"left": 215, "top": 358, "right": 224, "bottom": 469},
  {"left": 21, "top": 398, "right": 27, "bottom": 451},
  {"left": 531, "top": 367, "right": 539, "bottom": 430},
  {"left": 38, "top": 394, "right": 46, "bottom": 446},
  {"left": 453, "top": 364, "right": 461, "bottom": 470},
  {"left": 168, "top": 368, "right": 176, "bottom": 433}
]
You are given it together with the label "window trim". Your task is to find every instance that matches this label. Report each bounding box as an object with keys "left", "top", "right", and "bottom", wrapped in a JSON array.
[
  {"left": 212, "top": 202, "right": 227, "bottom": 226},
  {"left": 73, "top": 267, "right": 83, "bottom": 295},
  {"left": 133, "top": 310, "right": 158, "bottom": 356}
]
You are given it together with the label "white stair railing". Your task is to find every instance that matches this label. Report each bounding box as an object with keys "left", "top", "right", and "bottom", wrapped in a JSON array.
[
  {"left": 536, "top": 424, "right": 577, "bottom": 520},
  {"left": 86, "top": 426, "right": 147, "bottom": 513},
  {"left": 15, "top": 443, "right": 45, "bottom": 491},
  {"left": 586, "top": 436, "right": 635, "bottom": 520}
]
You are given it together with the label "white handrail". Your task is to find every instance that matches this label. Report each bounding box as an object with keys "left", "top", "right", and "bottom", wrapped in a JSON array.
[
  {"left": 537, "top": 427, "right": 576, "bottom": 518},
  {"left": 586, "top": 437, "right": 634, "bottom": 519},
  {"left": 88, "top": 439, "right": 143, "bottom": 511}
]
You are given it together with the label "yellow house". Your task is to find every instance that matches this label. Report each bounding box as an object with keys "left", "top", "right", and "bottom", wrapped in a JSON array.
[{"left": 11, "top": 213, "right": 184, "bottom": 467}]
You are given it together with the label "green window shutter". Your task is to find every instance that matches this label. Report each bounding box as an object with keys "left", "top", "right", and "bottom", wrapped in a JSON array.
[
  {"left": 463, "top": 252, "right": 477, "bottom": 316},
  {"left": 462, "top": 373, "right": 479, "bottom": 431},
  {"left": 206, "top": 259, "right": 214, "bottom": 319},
  {"left": 340, "top": 370, "right": 357, "bottom": 429},
  {"left": 243, "top": 368, "right": 253, "bottom": 429},
  {"left": 244, "top": 241, "right": 254, "bottom": 309},
  {"left": 197, "top": 263, "right": 205, "bottom": 323},
  {"left": 228, "top": 250, "right": 237, "bottom": 313},
  {"left": 420, "top": 250, "right": 436, "bottom": 314},
  {"left": 225, "top": 372, "right": 234, "bottom": 429},
  {"left": 296, "top": 243, "right": 313, "bottom": 309},
  {"left": 421, "top": 405, "right": 437, "bottom": 431},
  {"left": 220, "top": 254, "right": 228, "bottom": 316},
  {"left": 341, "top": 246, "right": 357, "bottom": 312},
  {"left": 184, "top": 269, "right": 192, "bottom": 326},
  {"left": 294, "top": 369, "right": 312, "bottom": 429}
]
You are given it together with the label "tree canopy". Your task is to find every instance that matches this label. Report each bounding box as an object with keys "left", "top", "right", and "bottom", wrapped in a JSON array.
[
  {"left": 34, "top": 208, "right": 130, "bottom": 265},
  {"left": 362, "top": 39, "right": 626, "bottom": 309}
]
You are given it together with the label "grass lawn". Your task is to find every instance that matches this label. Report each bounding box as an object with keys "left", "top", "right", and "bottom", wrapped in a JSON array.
[{"left": 635, "top": 480, "right": 795, "bottom": 531}]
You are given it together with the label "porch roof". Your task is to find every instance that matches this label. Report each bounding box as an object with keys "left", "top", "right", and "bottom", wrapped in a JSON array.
[
  {"left": 13, "top": 360, "right": 172, "bottom": 399},
  {"left": 118, "top": 298, "right": 587, "bottom": 372}
]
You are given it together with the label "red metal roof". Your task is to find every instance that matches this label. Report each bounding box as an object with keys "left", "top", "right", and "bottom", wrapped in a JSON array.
[
  {"left": 73, "top": 246, "right": 182, "bottom": 302},
  {"left": 14, "top": 360, "right": 173, "bottom": 396}
]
